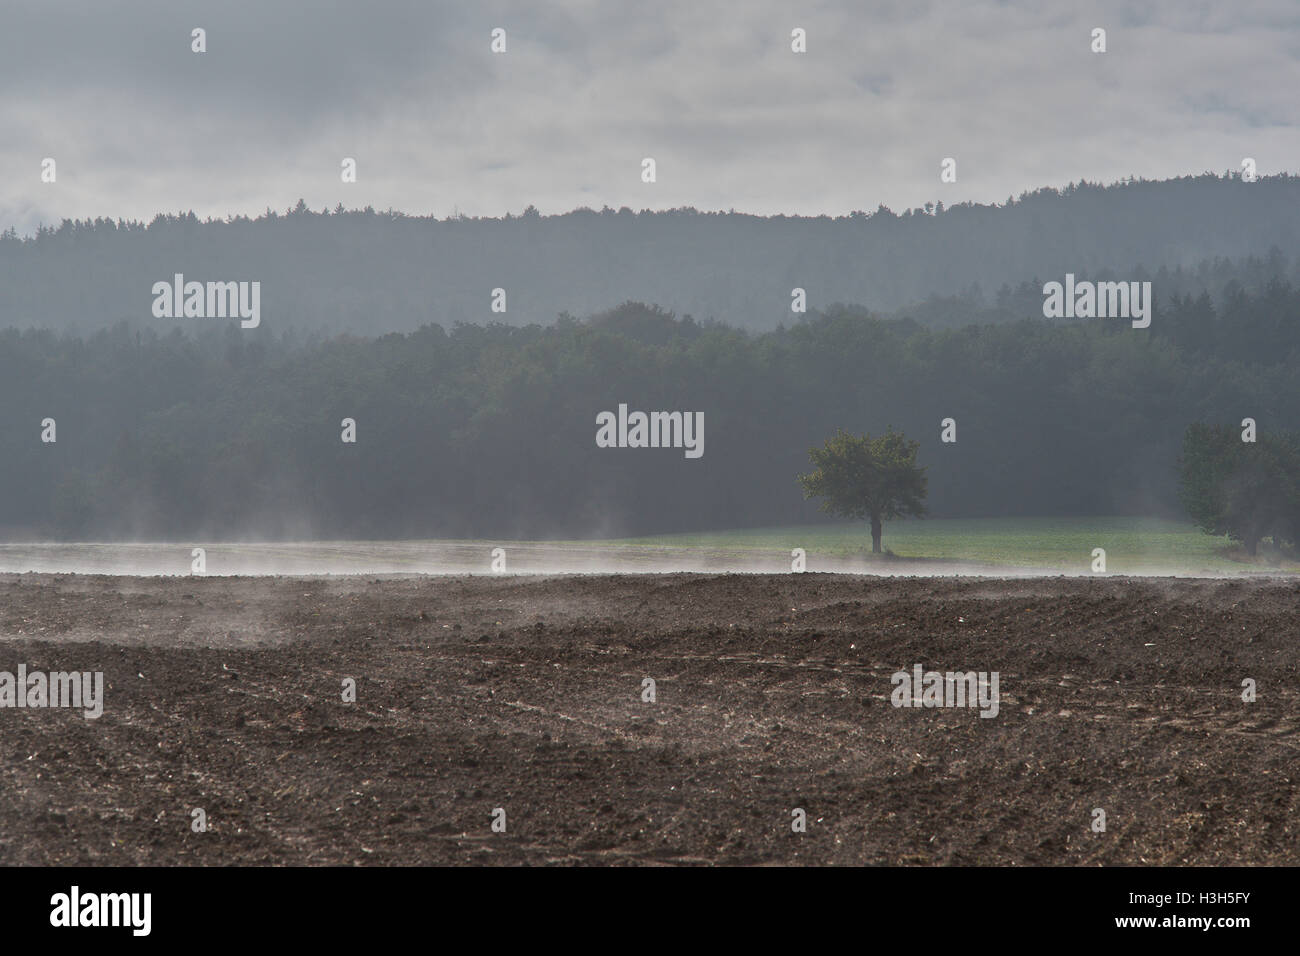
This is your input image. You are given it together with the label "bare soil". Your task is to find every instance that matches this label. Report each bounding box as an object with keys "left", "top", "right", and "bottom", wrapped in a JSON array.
[{"left": 1, "top": 572, "right": 1297, "bottom": 865}]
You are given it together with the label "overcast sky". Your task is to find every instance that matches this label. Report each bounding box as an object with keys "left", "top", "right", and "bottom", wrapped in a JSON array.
[{"left": 3, "top": 0, "right": 1299, "bottom": 236}]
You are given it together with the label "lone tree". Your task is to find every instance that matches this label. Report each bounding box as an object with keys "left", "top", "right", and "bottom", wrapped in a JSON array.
[
  {"left": 1180, "top": 423, "right": 1300, "bottom": 556},
  {"left": 797, "top": 427, "right": 927, "bottom": 554}
]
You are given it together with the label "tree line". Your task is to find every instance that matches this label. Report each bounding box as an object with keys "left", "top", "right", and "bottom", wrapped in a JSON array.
[{"left": 2, "top": 283, "right": 1298, "bottom": 540}]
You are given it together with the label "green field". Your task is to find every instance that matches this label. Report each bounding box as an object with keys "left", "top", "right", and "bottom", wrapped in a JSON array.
[{"left": 600, "top": 516, "right": 1298, "bottom": 576}]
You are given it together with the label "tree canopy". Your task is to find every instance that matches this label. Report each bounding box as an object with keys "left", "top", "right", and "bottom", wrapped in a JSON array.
[
  {"left": 1179, "top": 423, "right": 1300, "bottom": 555},
  {"left": 797, "top": 428, "right": 928, "bottom": 553}
]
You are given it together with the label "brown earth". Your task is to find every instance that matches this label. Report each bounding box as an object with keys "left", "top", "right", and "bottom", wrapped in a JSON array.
[{"left": 1, "top": 572, "right": 1297, "bottom": 866}]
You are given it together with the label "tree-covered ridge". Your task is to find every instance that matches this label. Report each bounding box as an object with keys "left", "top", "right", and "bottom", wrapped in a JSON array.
[{"left": 1, "top": 172, "right": 1297, "bottom": 335}]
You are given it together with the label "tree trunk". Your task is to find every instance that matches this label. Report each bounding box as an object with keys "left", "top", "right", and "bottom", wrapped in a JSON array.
[{"left": 871, "top": 513, "right": 882, "bottom": 554}]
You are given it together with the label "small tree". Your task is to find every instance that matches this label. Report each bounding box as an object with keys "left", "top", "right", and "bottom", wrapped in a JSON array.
[
  {"left": 797, "top": 427, "right": 928, "bottom": 553},
  {"left": 1180, "top": 423, "right": 1300, "bottom": 556}
]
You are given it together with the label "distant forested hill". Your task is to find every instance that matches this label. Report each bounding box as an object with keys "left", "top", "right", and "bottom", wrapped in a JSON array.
[{"left": 1, "top": 173, "right": 1297, "bottom": 335}]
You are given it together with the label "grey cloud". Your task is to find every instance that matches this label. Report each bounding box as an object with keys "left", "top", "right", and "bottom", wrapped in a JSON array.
[{"left": 3, "top": 0, "right": 1300, "bottom": 236}]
